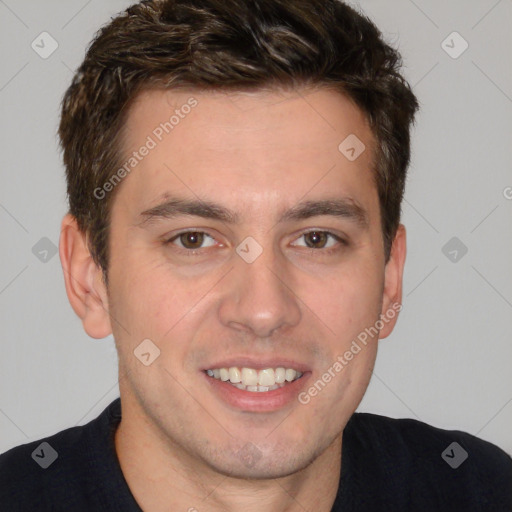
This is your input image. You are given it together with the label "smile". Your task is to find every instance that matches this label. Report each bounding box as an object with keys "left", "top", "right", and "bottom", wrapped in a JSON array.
[{"left": 205, "top": 367, "right": 303, "bottom": 392}]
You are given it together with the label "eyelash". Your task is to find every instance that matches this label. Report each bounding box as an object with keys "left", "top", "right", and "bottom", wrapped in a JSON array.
[{"left": 164, "top": 230, "right": 347, "bottom": 256}]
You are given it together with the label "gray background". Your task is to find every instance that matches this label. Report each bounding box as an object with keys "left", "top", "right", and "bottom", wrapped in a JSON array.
[{"left": 1, "top": 0, "right": 511, "bottom": 456}]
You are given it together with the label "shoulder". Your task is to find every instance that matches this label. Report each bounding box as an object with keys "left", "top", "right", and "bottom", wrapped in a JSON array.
[
  {"left": 343, "top": 412, "right": 512, "bottom": 510},
  {"left": 0, "top": 422, "right": 91, "bottom": 509},
  {"left": 347, "top": 412, "right": 512, "bottom": 469},
  {"left": 0, "top": 399, "right": 121, "bottom": 511}
]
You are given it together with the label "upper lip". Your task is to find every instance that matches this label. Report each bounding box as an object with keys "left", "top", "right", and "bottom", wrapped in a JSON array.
[{"left": 203, "top": 358, "right": 311, "bottom": 372}]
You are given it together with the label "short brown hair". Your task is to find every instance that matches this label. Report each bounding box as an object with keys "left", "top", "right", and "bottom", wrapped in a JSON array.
[{"left": 59, "top": 0, "right": 418, "bottom": 276}]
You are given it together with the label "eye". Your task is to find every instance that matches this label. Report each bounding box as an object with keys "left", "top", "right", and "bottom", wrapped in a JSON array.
[
  {"left": 167, "top": 231, "right": 217, "bottom": 250},
  {"left": 291, "top": 230, "right": 343, "bottom": 250}
]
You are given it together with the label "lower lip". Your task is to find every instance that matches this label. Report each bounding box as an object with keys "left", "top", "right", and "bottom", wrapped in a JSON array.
[{"left": 203, "top": 372, "right": 311, "bottom": 412}]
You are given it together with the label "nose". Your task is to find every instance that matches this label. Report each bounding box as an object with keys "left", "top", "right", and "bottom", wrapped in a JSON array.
[{"left": 218, "top": 245, "right": 302, "bottom": 338}]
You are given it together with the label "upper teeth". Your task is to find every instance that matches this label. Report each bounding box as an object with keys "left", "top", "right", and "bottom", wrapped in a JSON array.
[{"left": 206, "top": 367, "right": 302, "bottom": 387}]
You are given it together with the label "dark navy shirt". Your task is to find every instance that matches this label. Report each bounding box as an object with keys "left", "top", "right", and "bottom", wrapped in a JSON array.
[{"left": 1, "top": 398, "right": 511, "bottom": 511}]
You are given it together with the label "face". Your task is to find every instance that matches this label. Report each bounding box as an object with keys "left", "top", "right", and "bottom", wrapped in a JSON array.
[{"left": 101, "top": 87, "right": 403, "bottom": 479}]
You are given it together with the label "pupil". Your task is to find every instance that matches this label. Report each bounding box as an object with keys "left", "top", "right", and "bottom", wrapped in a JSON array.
[
  {"left": 183, "top": 232, "right": 203, "bottom": 248},
  {"left": 306, "top": 231, "right": 326, "bottom": 248}
]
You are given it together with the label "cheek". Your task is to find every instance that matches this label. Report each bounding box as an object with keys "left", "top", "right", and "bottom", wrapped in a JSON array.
[
  {"left": 107, "top": 247, "right": 183, "bottom": 340},
  {"left": 108, "top": 245, "right": 224, "bottom": 351},
  {"left": 305, "top": 261, "right": 384, "bottom": 345}
]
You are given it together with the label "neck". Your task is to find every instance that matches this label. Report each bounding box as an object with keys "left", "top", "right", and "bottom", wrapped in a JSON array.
[{"left": 114, "top": 391, "right": 342, "bottom": 512}]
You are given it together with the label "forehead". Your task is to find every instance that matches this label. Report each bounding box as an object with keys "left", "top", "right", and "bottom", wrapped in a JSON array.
[{"left": 115, "top": 86, "right": 377, "bottom": 218}]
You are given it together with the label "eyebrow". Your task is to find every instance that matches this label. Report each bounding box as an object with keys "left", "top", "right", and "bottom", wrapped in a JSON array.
[{"left": 138, "top": 196, "right": 368, "bottom": 228}]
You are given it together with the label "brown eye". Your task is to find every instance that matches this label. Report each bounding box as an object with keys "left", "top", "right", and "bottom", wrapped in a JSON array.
[
  {"left": 304, "top": 231, "right": 329, "bottom": 248},
  {"left": 179, "top": 232, "right": 205, "bottom": 249},
  {"left": 168, "top": 231, "right": 217, "bottom": 250},
  {"left": 291, "top": 230, "right": 343, "bottom": 251}
]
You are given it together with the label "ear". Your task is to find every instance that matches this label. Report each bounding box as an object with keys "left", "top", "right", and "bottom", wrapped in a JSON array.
[
  {"left": 379, "top": 224, "right": 406, "bottom": 339},
  {"left": 59, "top": 214, "right": 112, "bottom": 339}
]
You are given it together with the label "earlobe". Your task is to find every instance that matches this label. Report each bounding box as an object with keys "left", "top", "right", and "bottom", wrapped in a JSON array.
[
  {"left": 379, "top": 224, "right": 406, "bottom": 339},
  {"left": 59, "top": 214, "right": 112, "bottom": 339}
]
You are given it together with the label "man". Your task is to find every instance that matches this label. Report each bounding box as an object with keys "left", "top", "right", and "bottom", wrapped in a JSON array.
[{"left": 1, "top": 0, "right": 510, "bottom": 510}]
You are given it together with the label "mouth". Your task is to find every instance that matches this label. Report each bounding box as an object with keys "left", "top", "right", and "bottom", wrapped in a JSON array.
[
  {"left": 204, "top": 366, "right": 304, "bottom": 392},
  {"left": 202, "top": 363, "right": 310, "bottom": 412}
]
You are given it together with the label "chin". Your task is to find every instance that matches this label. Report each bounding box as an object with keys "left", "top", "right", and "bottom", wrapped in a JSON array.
[{"left": 200, "top": 441, "right": 320, "bottom": 480}]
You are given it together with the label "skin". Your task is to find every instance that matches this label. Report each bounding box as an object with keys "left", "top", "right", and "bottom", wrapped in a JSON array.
[{"left": 60, "top": 87, "right": 406, "bottom": 512}]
